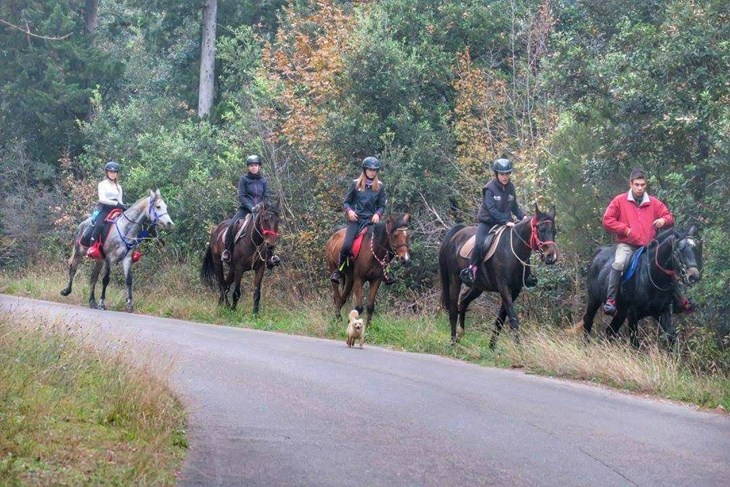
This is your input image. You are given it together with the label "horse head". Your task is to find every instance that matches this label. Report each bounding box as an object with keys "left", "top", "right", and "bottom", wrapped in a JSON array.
[
  {"left": 148, "top": 189, "right": 175, "bottom": 230},
  {"left": 255, "top": 201, "right": 280, "bottom": 248},
  {"left": 386, "top": 213, "right": 411, "bottom": 265},
  {"left": 674, "top": 224, "right": 702, "bottom": 285},
  {"left": 532, "top": 203, "right": 558, "bottom": 265}
]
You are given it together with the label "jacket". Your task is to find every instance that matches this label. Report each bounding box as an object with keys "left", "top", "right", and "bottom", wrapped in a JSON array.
[
  {"left": 238, "top": 173, "right": 268, "bottom": 213},
  {"left": 343, "top": 179, "right": 387, "bottom": 223},
  {"left": 477, "top": 179, "right": 525, "bottom": 226},
  {"left": 603, "top": 191, "right": 674, "bottom": 247},
  {"left": 97, "top": 179, "right": 124, "bottom": 207}
]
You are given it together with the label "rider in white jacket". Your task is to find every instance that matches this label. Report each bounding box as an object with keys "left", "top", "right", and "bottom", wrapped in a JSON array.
[{"left": 86, "top": 161, "right": 124, "bottom": 258}]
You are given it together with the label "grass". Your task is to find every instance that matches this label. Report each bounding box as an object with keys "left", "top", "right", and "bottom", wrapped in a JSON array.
[
  {"left": 1, "top": 260, "right": 728, "bottom": 412},
  {"left": 0, "top": 313, "right": 187, "bottom": 486}
]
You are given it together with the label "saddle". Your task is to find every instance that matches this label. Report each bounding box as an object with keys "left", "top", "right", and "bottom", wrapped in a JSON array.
[
  {"left": 459, "top": 225, "right": 508, "bottom": 261},
  {"left": 79, "top": 209, "right": 124, "bottom": 248},
  {"left": 222, "top": 213, "right": 252, "bottom": 245},
  {"left": 622, "top": 246, "right": 645, "bottom": 283},
  {"left": 349, "top": 227, "right": 369, "bottom": 259}
]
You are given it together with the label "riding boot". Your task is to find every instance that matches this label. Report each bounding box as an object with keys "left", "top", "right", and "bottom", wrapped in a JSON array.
[
  {"left": 331, "top": 254, "right": 347, "bottom": 283},
  {"left": 603, "top": 268, "right": 622, "bottom": 315},
  {"left": 383, "top": 269, "right": 396, "bottom": 286}
]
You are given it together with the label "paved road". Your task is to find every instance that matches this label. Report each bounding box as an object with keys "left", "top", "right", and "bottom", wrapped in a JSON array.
[{"left": 2, "top": 295, "right": 728, "bottom": 486}]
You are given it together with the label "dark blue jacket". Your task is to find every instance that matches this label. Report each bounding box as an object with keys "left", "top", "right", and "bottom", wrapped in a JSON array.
[
  {"left": 477, "top": 179, "right": 525, "bottom": 226},
  {"left": 343, "top": 179, "right": 387, "bottom": 223},
  {"left": 238, "top": 173, "right": 268, "bottom": 212}
]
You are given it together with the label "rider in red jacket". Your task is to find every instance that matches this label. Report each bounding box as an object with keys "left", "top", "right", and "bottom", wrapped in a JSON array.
[{"left": 601, "top": 168, "right": 692, "bottom": 315}]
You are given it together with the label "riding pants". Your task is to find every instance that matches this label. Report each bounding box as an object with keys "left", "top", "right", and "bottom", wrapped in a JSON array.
[
  {"left": 89, "top": 203, "right": 116, "bottom": 243},
  {"left": 339, "top": 221, "right": 363, "bottom": 266},
  {"left": 225, "top": 207, "right": 251, "bottom": 250},
  {"left": 611, "top": 243, "right": 636, "bottom": 271}
]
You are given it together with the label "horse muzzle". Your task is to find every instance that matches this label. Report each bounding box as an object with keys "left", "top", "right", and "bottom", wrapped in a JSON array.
[
  {"left": 541, "top": 245, "right": 559, "bottom": 265},
  {"left": 684, "top": 267, "right": 701, "bottom": 285}
]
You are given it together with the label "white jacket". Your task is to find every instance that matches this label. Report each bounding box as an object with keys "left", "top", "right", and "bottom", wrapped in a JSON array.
[{"left": 98, "top": 179, "right": 124, "bottom": 206}]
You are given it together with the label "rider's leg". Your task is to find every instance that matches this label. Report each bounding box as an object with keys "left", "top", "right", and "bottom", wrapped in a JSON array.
[
  {"left": 604, "top": 243, "right": 632, "bottom": 315},
  {"left": 461, "top": 223, "right": 489, "bottom": 285},
  {"left": 222, "top": 208, "right": 246, "bottom": 262},
  {"left": 331, "top": 222, "right": 359, "bottom": 283}
]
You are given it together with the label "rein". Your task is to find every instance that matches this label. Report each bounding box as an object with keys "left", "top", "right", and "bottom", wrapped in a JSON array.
[
  {"left": 369, "top": 225, "right": 408, "bottom": 273},
  {"left": 249, "top": 208, "right": 279, "bottom": 263},
  {"left": 649, "top": 234, "right": 696, "bottom": 290},
  {"left": 116, "top": 197, "right": 166, "bottom": 251}
]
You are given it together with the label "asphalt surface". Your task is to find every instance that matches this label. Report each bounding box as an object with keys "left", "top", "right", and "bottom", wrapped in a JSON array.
[{"left": 2, "top": 294, "right": 728, "bottom": 486}]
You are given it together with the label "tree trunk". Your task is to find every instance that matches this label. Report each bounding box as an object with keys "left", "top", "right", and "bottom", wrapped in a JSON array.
[
  {"left": 83, "top": 0, "right": 99, "bottom": 37},
  {"left": 198, "top": 0, "right": 217, "bottom": 119}
]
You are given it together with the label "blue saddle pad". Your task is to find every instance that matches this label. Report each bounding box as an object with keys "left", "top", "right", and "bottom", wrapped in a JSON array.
[{"left": 622, "top": 246, "right": 645, "bottom": 283}]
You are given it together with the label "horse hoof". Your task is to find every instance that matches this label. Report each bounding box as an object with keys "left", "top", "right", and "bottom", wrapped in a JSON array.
[
  {"left": 60, "top": 288, "right": 71, "bottom": 296},
  {"left": 457, "top": 326, "right": 465, "bottom": 338},
  {"left": 126, "top": 305, "right": 134, "bottom": 313},
  {"left": 89, "top": 301, "right": 97, "bottom": 309},
  {"left": 97, "top": 303, "right": 106, "bottom": 311}
]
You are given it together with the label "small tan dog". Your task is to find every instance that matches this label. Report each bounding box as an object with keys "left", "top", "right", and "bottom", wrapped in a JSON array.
[{"left": 346, "top": 309, "right": 365, "bottom": 348}]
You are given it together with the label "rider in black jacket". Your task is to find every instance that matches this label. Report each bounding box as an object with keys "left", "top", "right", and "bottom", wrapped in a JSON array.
[
  {"left": 221, "top": 155, "right": 280, "bottom": 268},
  {"left": 331, "top": 156, "right": 394, "bottom": 284},
  {"left": 461, "top": 158, "right": 536, "bottom": 287}
]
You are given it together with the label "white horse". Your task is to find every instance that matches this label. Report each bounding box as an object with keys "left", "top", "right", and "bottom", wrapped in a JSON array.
[{"left": 60, "top": 189, "right": 174, "bottom": 312}]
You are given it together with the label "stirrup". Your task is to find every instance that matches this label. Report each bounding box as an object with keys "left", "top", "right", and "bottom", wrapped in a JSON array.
[
  {"left": 524, "top": 275, "right": 538, "bottom": 288},
  {"left": 330, "top": 270, "right": 342, "bottom": 284},
  {"left": 86, "top": 241, "right": 103, "bottom": 260}
]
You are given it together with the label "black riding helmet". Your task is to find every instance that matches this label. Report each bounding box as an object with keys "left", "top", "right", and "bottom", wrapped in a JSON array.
[
  {"left": 361, "top": 156, "right": 381, "bottom": 171},
  {"left": 105, "top": 161, "right": 121, "bottom": 172},
  {"left": 492, "top": 158, "right": 513, "bottom": 174},
  {"left": 246, "top": 154, "right": 261, "bottom": 165}
]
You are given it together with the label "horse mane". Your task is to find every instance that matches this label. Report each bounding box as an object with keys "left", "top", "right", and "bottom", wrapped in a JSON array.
[
  {"left": 647, "top": 228, "right": 679, "bottom": 250},
  {"left": 262, "top": 200, "right": 279, "bottom": 216},
  {"left": 372, "top": 213, "right": 409, "bottom": 240}
]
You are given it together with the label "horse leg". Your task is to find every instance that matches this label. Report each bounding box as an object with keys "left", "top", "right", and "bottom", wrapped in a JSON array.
[
  {"left": 457, "top": 286, "right": 482, "bottom": 342},
  {"left": 252, "top": 265, "right": 265, "bottom": 316},
  {"left": 122, "top": 258, "right": 134, "bottom": 313},
  {"left": 605, "top": 311, "right": 627, "bottom": 343},
  {"left": 215, "top": 260, "right": 228, "bottom": 306},
  {"left": 492, "top": 286, "right": 520, "bottom": 347},
  {"left": 489, "top": 288, "right": 520, "bottom": 350},
  {"left": 658, "top": 312, "right": 677, "bottom": 349},
  {"left": 447, "top": 274, "right": 462, "bottom": 343},
  {"left": 332, "top": 274, "right": 354, "bottom": 322},
  {"left": 88, "top": 261, "right": 103, "bottom": 309},
  {"left": 364, "top": 279, "right": 382, "bottom": 330},
  {"left": 581, "top": 296, "right": 602, "bottom": 342},
  {"left": 60, "top": 244, "right": 82, "bottom": 296},
  {"left": 230, "top": 265, "right": 244, "bottom": 311},
  {"left": 627, "top": 316, "right": 640, "bottom": 349},
  {"left": 97, "top": 260, "right": 112, "bottom": 310},
  {"left": 352, "top": 277, "right": 364, "bottom": 316}
]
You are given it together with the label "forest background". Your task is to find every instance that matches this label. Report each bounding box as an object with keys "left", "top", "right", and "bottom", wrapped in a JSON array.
[{"left": 1, "top": 0, "right": 727, "bottom": 363}]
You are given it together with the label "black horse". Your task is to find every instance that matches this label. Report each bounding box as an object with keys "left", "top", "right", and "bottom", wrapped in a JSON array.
[
  {"left": 580, "top": 225, "right": 702, "bottom": 347},
  {"left": 439, "top": 204, "right": 558, "bottom": 348}
]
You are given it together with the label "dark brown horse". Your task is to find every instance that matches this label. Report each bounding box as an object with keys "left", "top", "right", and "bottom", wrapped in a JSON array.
[
  {"left": 325, "top": 214, "right": 411, "bottom": 328},
  {"left": 200, "top": 202, "right": 280, "bottom": 313},
  {"left": 439, "top": 204, "right": 558, "bottom": 348}
]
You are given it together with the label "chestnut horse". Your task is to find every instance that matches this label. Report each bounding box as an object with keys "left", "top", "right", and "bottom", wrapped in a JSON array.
[
  {"left": 200, "top": 202, "right": 280, "bottom": 313},
  {"left": 439, "top": 204, "right": 558, "bottom": 348},
  {"left": 325, "top": 214, "right": 411, "bottom": 328}
]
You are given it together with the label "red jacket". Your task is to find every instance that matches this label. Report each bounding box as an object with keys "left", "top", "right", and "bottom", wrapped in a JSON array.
[{"left": 602, "top": 191, "right": 674, "bottom": 247}]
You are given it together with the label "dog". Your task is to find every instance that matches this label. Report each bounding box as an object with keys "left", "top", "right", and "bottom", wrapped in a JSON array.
[{"left": 346, "top": 309, "right": 365, "bottom": 348}]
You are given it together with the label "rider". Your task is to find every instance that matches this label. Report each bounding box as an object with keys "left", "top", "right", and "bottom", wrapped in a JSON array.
[
  {"left": 602, "top": 168, "right": 693, "bottom": 315},
  {"left": 221, "top": 154, "right": 280, "bottom": 268},
  {"left": 460, "top": 158, "right": 536, "bottom": 287},
  {"left": 330, "top": 156, "right": 394, "bottom": 285},
  {"left": 86, "top": 161, "right": 124, "bottom": 259}
]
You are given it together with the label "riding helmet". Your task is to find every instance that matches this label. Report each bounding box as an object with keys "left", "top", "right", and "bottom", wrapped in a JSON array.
[
  {"left": 361, "top": 156, "right": 381, "bottom": 171},
  {"left": 246, "top": 155, "right": 261, "bottom": 166},
  {"left": 105, "top": 161, "right": 121, "bottom": 172},
  {"left": 492, "top": 158, "right": 513, "bottom": 174}
]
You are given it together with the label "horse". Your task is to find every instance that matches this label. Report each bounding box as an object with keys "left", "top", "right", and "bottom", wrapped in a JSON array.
[
  {"left": 200, "top": 202, "right": 280, "bottom": 314},
  {"left": 60, "top": 189, "right": 175, "bottom": 312},
  {"left": 325, "top": 214, "right": 411, "bottom": 328},
  {"left": 579, "top": 225, "right": 702, "bottom": 348},
  {"left": 439, "top": 204, "right": 558, "bottom": 348}
]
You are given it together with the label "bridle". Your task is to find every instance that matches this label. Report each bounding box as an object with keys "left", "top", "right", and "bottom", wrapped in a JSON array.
[
  {"left": 511, "top": 216, "right": 556, "bottom": 261},
  {"left": 370, "top": 225, "right": 408, "bottom": 272},
  {"left": 117, "top": 196, "right": 168, "bottom": 250},
  {"left": 651, "top": 234, "right": 699, "bottom": 289}
]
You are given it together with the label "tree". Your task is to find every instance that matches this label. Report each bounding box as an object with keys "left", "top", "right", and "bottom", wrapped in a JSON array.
[{"left": 198, "top": 0, "right": 217, "bottom": 118}]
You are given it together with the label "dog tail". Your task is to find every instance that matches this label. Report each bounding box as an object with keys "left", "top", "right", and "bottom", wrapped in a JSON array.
[{"left": 348, "top": 309, "right": 359, "bottom": 321}]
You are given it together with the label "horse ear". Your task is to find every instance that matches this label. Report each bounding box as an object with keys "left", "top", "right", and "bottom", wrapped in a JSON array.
[
  {"left": 688, "top": 224, "right": 698, "bottom": 236},
  {"left": 549, "top": 205, "right": 556, "bottom": 219},
  {"left": 534, "top": 202, "right": 541, "bottom": 216},
  {"left": 149, "top": 189, "right": 155, "bottom": 199},
  {"left": 402, "top": 213, "right": 410, "bottom": 225},
  {"left": 155, "top": 188, "right": 162, "bottom": 199}
]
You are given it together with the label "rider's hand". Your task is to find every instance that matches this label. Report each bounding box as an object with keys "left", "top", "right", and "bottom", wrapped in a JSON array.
[
  {"left": 653, "top": 218, "right": 666, "bottom": 228},
  {"left": 625, "top": 227, "right": 632, "bottom": 236},
  {"left": 506, "top": 221, "right": 515, "bottom": 228},
  {"left": 371, "top": 213, "right": 380, "bottom": 224},
  {"left": 347, "top": 210, "right": 358, "bottom": 222}
]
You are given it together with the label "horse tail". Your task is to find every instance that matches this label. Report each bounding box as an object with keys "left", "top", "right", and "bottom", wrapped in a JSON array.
[
  {"left": 439, "top": 224, "right": 465, "bottom": 310},
  {"left": 200, "top": 245, "right": 216, "bottom": 290}
]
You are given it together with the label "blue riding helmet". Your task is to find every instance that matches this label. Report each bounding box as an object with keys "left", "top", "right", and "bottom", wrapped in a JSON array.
[{"left": 105, "top": 161, "right": 121, "bottom": 172}]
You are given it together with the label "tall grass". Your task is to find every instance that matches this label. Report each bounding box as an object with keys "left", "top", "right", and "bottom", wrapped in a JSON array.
[
  {"left": 1, "top": 260, "right": 727, "bottom": 411},
  {"left": 0, "top": 313, "right": 187, "bottom": 486}
]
